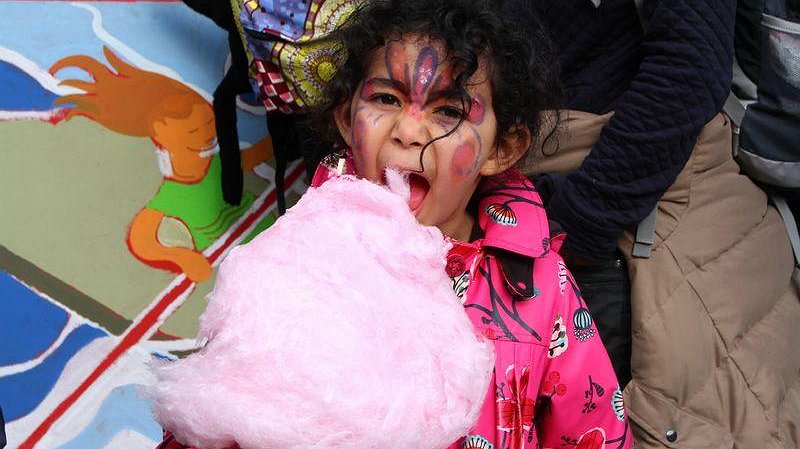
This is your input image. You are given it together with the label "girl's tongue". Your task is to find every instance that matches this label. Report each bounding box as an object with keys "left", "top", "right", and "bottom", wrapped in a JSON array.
[{"left": 407, "top": 173, "right": 430, "bottom": 212}]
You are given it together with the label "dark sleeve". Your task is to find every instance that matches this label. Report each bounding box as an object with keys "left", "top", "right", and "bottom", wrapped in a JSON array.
[{"left": 540, "top": 0, "right": 736, "bottom": 262}]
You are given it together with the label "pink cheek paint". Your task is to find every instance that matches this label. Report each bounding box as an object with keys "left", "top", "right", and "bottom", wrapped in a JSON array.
[
  {"left": 467, "top": 94, "right": 485, "bottom": 125},
  {"left": 452, "top": 143, "right": 480, "bottom": 177}
]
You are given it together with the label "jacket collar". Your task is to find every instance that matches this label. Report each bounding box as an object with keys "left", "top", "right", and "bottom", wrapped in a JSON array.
[{"left": 473, "top": 169, "right": 551, "bottom": 259}]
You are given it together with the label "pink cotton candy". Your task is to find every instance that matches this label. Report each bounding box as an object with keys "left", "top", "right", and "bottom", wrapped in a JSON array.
[{"left": 149, "top": 174, "right": 495, "bottom": 449}]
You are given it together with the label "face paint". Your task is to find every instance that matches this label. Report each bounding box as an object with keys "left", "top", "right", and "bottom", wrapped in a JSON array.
[
  {"left": 351, "top": 116, "right": 367, "bottom": 169},
  {"left": 385, "top": 41, "right": 410, "bottom": 87},
  {"left": 451, "top": 143, "right": 480, "bottom": 177},
  {"left": 383, "top": 43, "right": 445, "bottom": 123},
  {"left": 369, "top": 112, "right": 386, "bottom": 126},
  {"left": 345, "top": 36, "right": 501, "bottom": 241},
  {"left": 351, "top": 105, "right": 367, "bottom": 151},
  {"left": 467, "top": 94, "right": 486, "bottom": 125},
  {"left": 359, "top": 79, "right": 378, "bottom": 101},
  {"left": 411, "top": 46, "right": 439, "bottom": 101},
  {"left": 429, "top": 67, "right": 453, "bottom": 97}
]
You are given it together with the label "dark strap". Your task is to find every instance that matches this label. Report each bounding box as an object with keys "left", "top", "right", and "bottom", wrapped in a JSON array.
[
  {"left": 181, "top": 0, "right": 235, "bottom": 29},
  {"left": 181, "top": 0, "right": 251, "bottom": 206},
  {"left": 0, "top": 405, "right": 6, "bottom": 449},
  {"left": 216, "top": 30, "right": 254, "bottom": 206}
]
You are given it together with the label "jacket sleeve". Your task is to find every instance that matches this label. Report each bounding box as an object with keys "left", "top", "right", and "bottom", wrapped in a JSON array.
[
  {"left": 540, "top": 0, "right": 736, "bottom": 262},
  {"left": 534, "top": 270, "right": 633, "bottom": 449}
]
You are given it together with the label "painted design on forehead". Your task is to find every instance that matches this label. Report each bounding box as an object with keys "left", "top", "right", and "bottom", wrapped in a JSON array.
[
  {"left": 385, "top": 42, "right": 410, "bottom": 87},
  {"left": 384, "top": 42, "right": 442, "bottom": 103},
  {"left": 467, "top": 94, "right": 486, "bottom": 125},
  {"left": 411, "top": 46, "right": 439, "bottom": 101}
]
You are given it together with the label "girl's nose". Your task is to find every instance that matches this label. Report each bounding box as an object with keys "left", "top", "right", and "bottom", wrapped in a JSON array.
[{"left": 391, "top": 107, "right": 429, "bottom": 149}]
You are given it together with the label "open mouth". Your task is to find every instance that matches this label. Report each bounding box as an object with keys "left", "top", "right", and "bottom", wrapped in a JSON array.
[
  {"left": 407, "top": 172, "right": 430, "bottom": 213},
  {"left": 381, "top": 168, "right": 430, "bottom": 214}
]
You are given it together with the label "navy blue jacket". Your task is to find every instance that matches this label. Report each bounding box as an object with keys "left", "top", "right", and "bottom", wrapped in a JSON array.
[{"left": 531, "top": 0, "right": 735, "bottom": 262}]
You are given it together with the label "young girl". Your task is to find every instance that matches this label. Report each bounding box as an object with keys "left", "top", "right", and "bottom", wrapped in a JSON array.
[{"left": 157, "top": 0, "right": 633, "bottom": 447}]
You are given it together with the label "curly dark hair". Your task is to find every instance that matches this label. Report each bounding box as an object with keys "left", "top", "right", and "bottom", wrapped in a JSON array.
[{"left": 313, "top": 0, "right": 562, "bottom": 161}]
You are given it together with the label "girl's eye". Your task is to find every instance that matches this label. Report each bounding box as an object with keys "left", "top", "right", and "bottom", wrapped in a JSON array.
[
  {"left": 372, "top": 93, "right": 401, "bottom": 107},
  {"left": 435, "top": 106, "right": 466, "bottom": 120}
]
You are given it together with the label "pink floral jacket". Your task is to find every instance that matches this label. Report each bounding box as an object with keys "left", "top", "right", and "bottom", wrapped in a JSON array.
[{"left": 158, "top": 153, "right": 633, "bottom": 449}]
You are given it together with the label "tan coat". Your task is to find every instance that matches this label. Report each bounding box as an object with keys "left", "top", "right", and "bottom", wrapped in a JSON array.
[{"left": 521, "top": 111, "right": 800, "bottom": 449}]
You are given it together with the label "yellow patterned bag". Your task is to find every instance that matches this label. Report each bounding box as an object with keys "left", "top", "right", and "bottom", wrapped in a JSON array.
[{"left": 233, "top": 0, "right": 361, "bottom": 112}]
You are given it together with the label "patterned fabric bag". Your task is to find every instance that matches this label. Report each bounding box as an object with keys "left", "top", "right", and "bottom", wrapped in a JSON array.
[
  {"left": 182, "top": 0, "right": 360, "bottom": 212},
  {"left": 234, "top": 0, "right": 358, "bottom": 113}
]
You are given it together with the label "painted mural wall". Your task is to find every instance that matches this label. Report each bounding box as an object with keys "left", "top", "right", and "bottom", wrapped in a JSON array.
[{"left": 0, "top": 1, "right": 306, "bottom": 448}]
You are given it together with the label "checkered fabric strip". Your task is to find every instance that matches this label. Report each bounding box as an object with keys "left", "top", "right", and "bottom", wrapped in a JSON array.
[{"left": 251, "top": 59, "right": 302, "bottom": 114}]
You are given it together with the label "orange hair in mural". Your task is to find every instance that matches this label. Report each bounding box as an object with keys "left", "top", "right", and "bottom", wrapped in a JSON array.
[
  {"left": 47, "top": 47, "right": 273, "bottom": 282},
  {"left": 49, "top": 46, "right": 205, "bottom": 139}
]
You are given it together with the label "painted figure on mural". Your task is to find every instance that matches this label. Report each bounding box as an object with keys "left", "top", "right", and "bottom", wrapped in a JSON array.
[{"left": 47, "top": 47, "right": 273, "bottom": 282}]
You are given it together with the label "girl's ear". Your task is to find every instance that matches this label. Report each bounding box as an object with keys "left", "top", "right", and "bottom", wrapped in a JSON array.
[
  {"left": 479, "top": 124, "right": 532, "bottom": 176},
  {"left": 334, "top": 102, "right": 354, "bottom": 148}
]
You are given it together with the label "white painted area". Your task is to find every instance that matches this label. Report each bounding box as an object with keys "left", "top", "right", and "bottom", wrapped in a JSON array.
[
  {"left": 6, "top": 338, "right": 157, "bottom": 449},
  {"left": 253, "top": 161, "right": 276, "bottom": 181},
  {"left": 0, "top": 109, "right": 63, "bottom": 121},
  {"left": 101, "top": 429, "right": 159, "bottom": 449},
  {"left": 70, "top": 2, "right": 213, "bottom": 102}
]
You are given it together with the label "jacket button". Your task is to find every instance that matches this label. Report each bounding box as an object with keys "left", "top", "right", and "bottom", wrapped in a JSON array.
[{"left": 665, "top": 429, "right": 678, "bottom": 442}]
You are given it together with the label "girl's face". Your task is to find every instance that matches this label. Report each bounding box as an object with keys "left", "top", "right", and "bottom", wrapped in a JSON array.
[{"left": 335, "top": 36, "right": 528, "bottom": 241}]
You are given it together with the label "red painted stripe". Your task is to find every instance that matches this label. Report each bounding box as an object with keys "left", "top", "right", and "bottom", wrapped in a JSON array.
[
  {"left": 18, "top": 277, "right": 193, "bottom": 449},
  {"left": 19, "top": 162, "right": 307, "bottom": 449},
  {"left": 209, "top": 163, "right": 306, "bottom": 263}
]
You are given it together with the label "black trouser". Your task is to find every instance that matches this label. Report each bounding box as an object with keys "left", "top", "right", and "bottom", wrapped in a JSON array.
[{"left": 568, "top": 252, "right": 632, "bottom": 388}]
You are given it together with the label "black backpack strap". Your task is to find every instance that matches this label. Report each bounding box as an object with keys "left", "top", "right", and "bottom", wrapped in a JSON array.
[
  {"left": 181, "top": 0, "right": 234, "bottom": 29},
  {"left": 182, "top": 0, "right": 253, "bottom": 206},
  {"left": 266, "top": 113, "right": 297, "bottom": 214},
  {"left": 215, "top": 29, "right": 252, "bottom": 206}
]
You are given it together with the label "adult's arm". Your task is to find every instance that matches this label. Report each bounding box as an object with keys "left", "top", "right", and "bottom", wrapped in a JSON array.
[{"left": 540, "top": 0, "right": 736, "bottom": 262}]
